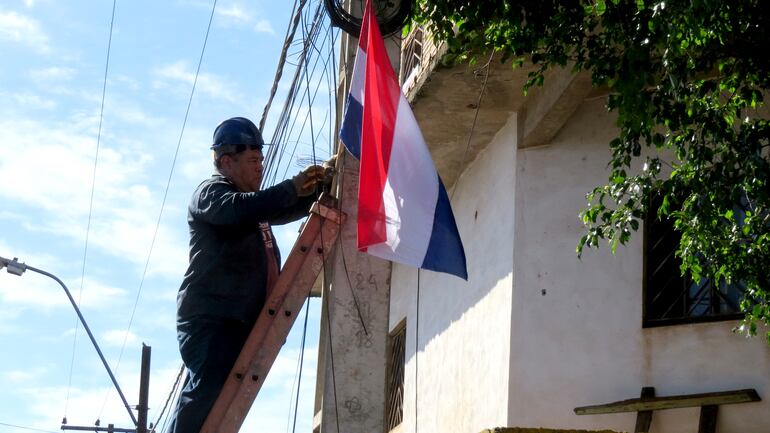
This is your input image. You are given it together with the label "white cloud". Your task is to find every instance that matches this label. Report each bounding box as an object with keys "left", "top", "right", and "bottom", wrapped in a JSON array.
[
  {"left": 112, "top": 74, "right": 141, "bottom": 92},
  {"left": 30, "top": 66, "right": 77, "bottom": 83},
  {"left": 217, "top": 4, "right": 252, "bottom": 24},
  {"left": 155, "top": 61, "right": 240, "bottom": 104},
  {"left": 0, "top": 115, "right": 189, "bottom": 280},
  {"left": 0, "top": 271, "right": 128, "bottom": 311},
  {"left": 8, "top": 344, "right": 318, "bottom": 433},
  {"left": 23, "top": 0, "right": 37, "bottom": 7},
  {"left": 178, "top": 125, "right": 216, "bottom": 181},
  {"left": 9, "top": 92, "right": 57, "bottom": 109},
  {"left": 101, "top": 329, "right": 139, "bottom": 347},
  {"left": 0, "top": 9, "right": 49, "bottom": 52},
  {"left": 214, "top": 2, "right": 274, "bottom": 35},
  {"left": 3, "top": 367, "right": 47, "bottom": 383},
  {"left": 254, "top": 19, "right": 275, "bottom": 35}
]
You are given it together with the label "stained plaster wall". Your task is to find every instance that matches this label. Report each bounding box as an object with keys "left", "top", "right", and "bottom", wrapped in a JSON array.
[
  {"left": 509, "top": 96, "right": 770, "bottom": 433},
  {"left": 387, "top": 115, "right": 518, "bottom": 433}
]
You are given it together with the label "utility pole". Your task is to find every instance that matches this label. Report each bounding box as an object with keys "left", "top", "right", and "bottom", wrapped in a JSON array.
[
  {"left": 60, "top": 345, "right": 152, "bottom": 433},
  {"left": 137, "top": 344, "right": 151, "bottom": 433}
]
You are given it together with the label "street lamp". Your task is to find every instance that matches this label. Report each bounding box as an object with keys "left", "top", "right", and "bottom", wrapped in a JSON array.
[{"left": 0, "top": 255, "right": 138, "bottom": 427}]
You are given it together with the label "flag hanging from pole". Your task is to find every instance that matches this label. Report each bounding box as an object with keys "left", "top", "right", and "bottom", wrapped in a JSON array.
[{"left": 339, "top": 0, "right": 468, "bottom": 280}]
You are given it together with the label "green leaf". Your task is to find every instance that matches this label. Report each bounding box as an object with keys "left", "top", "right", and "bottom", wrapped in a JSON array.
[{"left": 596, "top": 0, "right": 606, "bottom": 15}]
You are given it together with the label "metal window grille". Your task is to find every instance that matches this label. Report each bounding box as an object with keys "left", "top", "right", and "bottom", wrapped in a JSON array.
[
  {"left": 644, "top": 195, "right": 745, "bottom": 326},
  {"left": 385, "top": 322, "right": 406, "bottom": 431},
  {"left": 400, "top": 27, "right": 424, "bottom": 87}
]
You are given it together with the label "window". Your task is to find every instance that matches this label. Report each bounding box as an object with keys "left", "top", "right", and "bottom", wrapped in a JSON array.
[
  {"left": 385, "top": 321, "right": 406, "bottom": 431},
  {"left": 643, "top": 195, "right": 744, "bottom": 326},
  {"left": 400, "top": 27, "right": 424, "bottom": 90}
]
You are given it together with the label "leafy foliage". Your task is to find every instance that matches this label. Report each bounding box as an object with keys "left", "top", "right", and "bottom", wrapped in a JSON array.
[{"left": 413, "top": 0, "right": 770, "bottom": 340}]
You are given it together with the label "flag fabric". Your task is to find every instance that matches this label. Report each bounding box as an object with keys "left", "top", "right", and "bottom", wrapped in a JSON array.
[
  {"left": 338, "top": 7, "right": 368, "bottom": 159},
  {"left": 340, "top": 0, "right": 468, "bottom": 280}
]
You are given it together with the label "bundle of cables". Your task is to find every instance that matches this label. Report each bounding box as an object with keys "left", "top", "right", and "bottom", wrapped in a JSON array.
[{"left": 323, "top": 0, "right": 412, "bottom": 37}]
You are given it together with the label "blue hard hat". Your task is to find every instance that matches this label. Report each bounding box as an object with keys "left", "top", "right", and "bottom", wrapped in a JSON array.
[{"left": 211, "top": 117, "right": 266, "bottom": 153}]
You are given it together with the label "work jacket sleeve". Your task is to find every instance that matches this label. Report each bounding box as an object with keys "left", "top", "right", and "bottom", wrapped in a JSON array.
[
  {"left": 267, "top": 191, "right": 319, "bottom": 226},
  {"left": 191, "top": 178, "right": 306, "bottom": 226}
]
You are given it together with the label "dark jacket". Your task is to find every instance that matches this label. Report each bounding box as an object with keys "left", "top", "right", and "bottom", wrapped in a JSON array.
[{"left": 176, "top": 173, "right": 316, "bottom": 323}]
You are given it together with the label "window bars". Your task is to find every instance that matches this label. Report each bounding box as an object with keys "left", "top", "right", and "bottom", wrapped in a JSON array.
[
  {"left": 644, "top": 195, "right": 745, "bottom": 326},
  {"left": 400, "top": 26, "right": 424, "bottom": 90},
  {"left": 385, "top": 322, "right": 406, "bottom": 431}
]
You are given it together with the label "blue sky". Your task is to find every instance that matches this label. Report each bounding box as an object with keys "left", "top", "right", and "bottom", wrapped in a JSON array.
[{"left": 0, "top": 1, "right": 337, "bottom": 432}]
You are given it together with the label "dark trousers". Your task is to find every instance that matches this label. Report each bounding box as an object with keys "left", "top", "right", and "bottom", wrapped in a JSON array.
[{"left": 165, "top": 317, "right": 252, "bottom": 433}]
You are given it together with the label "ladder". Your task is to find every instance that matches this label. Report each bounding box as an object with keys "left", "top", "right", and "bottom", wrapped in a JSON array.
[{"left": 200, "top": 194, "right": 344, "bottom": 433}]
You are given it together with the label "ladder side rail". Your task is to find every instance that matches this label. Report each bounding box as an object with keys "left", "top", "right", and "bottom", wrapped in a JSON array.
[{"left": 200, "top": 199, "right": 343, "bottom": 433}]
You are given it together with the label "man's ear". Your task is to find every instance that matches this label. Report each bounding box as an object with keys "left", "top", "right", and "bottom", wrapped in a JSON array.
[{"left": 218, "top": 154, "right": 233, "bottom": 170}]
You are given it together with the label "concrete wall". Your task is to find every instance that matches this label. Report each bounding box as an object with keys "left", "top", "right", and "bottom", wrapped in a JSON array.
[
  {"left": 388, "top": 115, "right": 518, "bottom": 433},
  {"left": 509, "top": 97, "right": 770, "bottom": 433}
]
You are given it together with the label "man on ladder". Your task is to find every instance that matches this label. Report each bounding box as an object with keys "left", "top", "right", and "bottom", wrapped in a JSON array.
[{"left": 166, "top": 117, "right": 331, "bottom": 433}]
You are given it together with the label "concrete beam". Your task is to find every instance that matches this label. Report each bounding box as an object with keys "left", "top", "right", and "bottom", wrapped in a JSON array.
[
  {"left": 518, "top": 68, "right": 593, "bottom": 148},
  {"left": 409, "top": 57, "right": 535, "bottom": 188},
  {"left": 479, "top": 429, "right": 624, "bottom": 433}
]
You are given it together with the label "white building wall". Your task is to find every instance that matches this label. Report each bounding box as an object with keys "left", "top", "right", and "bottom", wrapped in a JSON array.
[
  {"left": 509, "top": 97, "right": 770, "bottom": 432},
  {"left": 388, "top": 115, "right": 518, "bottom": 433}
]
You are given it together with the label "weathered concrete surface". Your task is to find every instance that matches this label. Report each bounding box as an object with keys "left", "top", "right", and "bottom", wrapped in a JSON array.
[
  {"left": 409, "top": 57, "right": 592, "bottom": 187},
  {"left": 388, "top": 115, "right": 517, "bottom": 433},
  {"left": 313, "top": 16, "right": 399, "bottom": 432},
  {"left": 509, "top": 96, "right": 770, "bottom": 432},
  {"left": 408, "top": 56, "right": 534, "bottom": 188},
  {"left": 480, "top": 429, "right": 623, "bottom": 433},
  {"left": 315, "top": 150, "right": 392, "bottom": 433},
  {"left": 393, "top": 42, "right": 770, "bottom": 433},
  {"left": 322, "top": 14, "right": 770, "bottom": 433},
  {"left": 518, "top": 68, "right": 593, "bottom": 148}
]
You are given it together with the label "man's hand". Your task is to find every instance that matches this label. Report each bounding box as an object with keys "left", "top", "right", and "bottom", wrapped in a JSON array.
[
  {"left": 322, "top": 155, "right": 337, "bottom": 190},
  {"left": 292, "top": 165, "right": 326, "bottom": 197}
]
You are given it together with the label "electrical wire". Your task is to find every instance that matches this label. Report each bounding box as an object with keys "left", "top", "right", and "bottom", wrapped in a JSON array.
[
  {"left": 95, "top": 0, "right": 219, "bottom": 419},
  {"left": 157, "top": 370, "right": 184, "bottom": 433},
  {"left": 65, "top": 0, "right": 117, "bottom": 420},
  {"left": 289, "top": 299, "right": 311, "bottom": 433},
  {"left": 328, "top": 25, "right": 373, "bottom": 338},
  {"left": 150, "top": 364, "right": 185, "bottom": 433},
  {"left": 254, "top": 3, "right": 345, "bottom": 432},
  {"left": 449, "top": 50, "right": 495, "bottom": 200},
  {"left": 0, "top": 422, "right": 59, "bottom": 433},
  {"left": 317, "top": 189, "right": 341, "bottom": 433},
  {"left": 264, "top": 2, "right": 326, "bottom": 180},
  {"left": 414, "top": 270, "right": 420, "bottom": 433},
  {"left": 283, "top": 25, "right": 333, "bottom": 158},
  {"left": 260, "top": 0, "right": 306, "bottom": 132},
  {"left": 321, "top": 283, "right": 341, "bottom": 433}
]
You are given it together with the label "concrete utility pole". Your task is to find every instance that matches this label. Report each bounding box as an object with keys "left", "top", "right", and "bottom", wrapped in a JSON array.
[
  {"left": 0, "top": 256, "right": 151, "bottom": 433},
  {"left": 312, "top": 1, "right": 402, "bottom": 431}
]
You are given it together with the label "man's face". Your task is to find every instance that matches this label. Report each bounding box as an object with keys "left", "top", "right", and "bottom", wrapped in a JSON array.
[{"left": 221, "top": 148, "right": 264, "bottom": 192}]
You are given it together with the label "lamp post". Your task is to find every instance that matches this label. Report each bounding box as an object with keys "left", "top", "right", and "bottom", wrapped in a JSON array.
[{"left": 0, "top": 255, "right": 138, "bottom": 427}]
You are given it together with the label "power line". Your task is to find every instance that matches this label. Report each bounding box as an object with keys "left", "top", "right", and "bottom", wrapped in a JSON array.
[
  {"left": 96, "top": 0, "right": 219, "bottom": 419},
  {"left": 277, "top": 13, "right": 335, "bottom": 182},
  {"left": 150, "top": 364, "right": 185, "bottom": 433},
  {"left": 264, "top": 1, "right": 328, "bottom": 185},
  {"left": 260, "top": 0, "right": 306, "bottom": 132},
  {"left": 449, "top": 50, "right": 494, "bottom": 200},
  {"left": 66, "top": 0, "right": 118, "bottom": 420},
  {"left": 0, "top": 422, "right": 59, "bottom": 433},
  {"left": 287, "top": 299, "right": 312, "bottom": 433}
]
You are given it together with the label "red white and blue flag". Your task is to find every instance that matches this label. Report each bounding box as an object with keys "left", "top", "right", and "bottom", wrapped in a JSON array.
[{"left": 339, "top": 0, "right": 467, "bottom": 280}]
